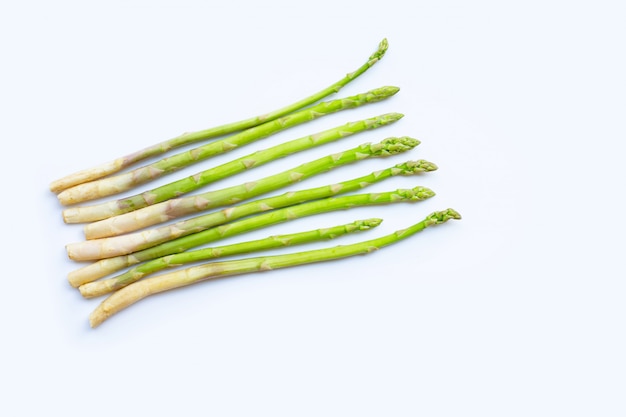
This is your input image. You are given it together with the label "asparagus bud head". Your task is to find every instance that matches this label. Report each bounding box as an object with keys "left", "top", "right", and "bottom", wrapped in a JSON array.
[
  {"left": 369, "top": 137, "right": 420, "bottom": 157},
  {"left": 367, "top": 112, "right": 403, "bottom": 128},
  {"left": 388, "top": 160, "right": 439, "bottom": 176},
  {"left": 366, "top": 86, "right": 400, "bottom": 101},
  {"left": 396, "top": 186, "right": 436, "bottom": 201},
  {"left": 351, "top": 218, "right": 383, "bottom": 232},
  {"left": 425, "top": 208, "right": 462, "bottom": 226},
  {"left": 409, "top": 160, "right": 438, "bottom": 172},
  {"left": 343, "top": 87, "right": 399, "bottom": 110},
  {"left": 370, "top": 38, "right": 389, "bottom": 62}
]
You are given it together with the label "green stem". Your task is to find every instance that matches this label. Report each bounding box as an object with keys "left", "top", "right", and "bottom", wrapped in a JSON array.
[
  {"left": 79, "top": 218, "right": 382, "bottom": 298},
  {"left": 68, "top": 186, "right": 436, "bottom": 287},
  {"left": 88, "top": 208, "right": 461, "bottom": 328},
  {"left": 50, "top": 39, "right": 389, "bottom": 194},
  {"left": 71, "top": 136, "right": 421, "bottom": 234},
  {"left": 58, "top": 110, "right": 402, "bottom": 205},
  {"left": 68, "top": 159, "right": 437, "bottom": 259}
]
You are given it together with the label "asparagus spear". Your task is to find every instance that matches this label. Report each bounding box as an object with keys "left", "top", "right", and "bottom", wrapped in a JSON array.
[
  {"left": 79, "top": 218, "right": 383, "bottom": 298},
  {"left": 69, "top": 136, "right": 421, "bottom": 231},
  {"left": 50, "top": 39, "right": 389, "bottom": 194},
  {"left": 88, "top": 208, "right": 461, "bottom": 328},
  {"left": 68, "top": 159, "right": 437, "bottom": 259},
  {"left": 68, "top": 186, "right": 436, "bottom": 287},
  {"left": 57, "top": 87, "right": 399, "bottom": 207},
  {"left": 57, "top": 110, "right": 402, "bottom": 205}
]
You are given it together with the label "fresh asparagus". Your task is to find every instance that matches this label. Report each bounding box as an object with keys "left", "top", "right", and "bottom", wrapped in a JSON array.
[
  {"left": 50, "top": 39, "right": 389, "bottom": 194},
  {"left": 70, "top": 136, "right": 421, "bottom": 233},
  {"left": 57, "top": 87, "right": 399, "bottom": 205},
  {"left": 88, "top": 208, "right": 461, "bottom": 328},
  {"left": 68, "top": 186, "right": 436, "bottom": 287},
  {"left": 58, "top": 110, "right": 402, "bottom": 206},
  {"left": 79, "top": 218, "right": 382, "bottom": 298},
  {"left": 68, "top": 159, "right": 437, "bottom": 259}
]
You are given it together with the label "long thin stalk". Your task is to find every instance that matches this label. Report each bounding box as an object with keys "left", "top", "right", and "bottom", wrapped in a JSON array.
[
  {"left": 68, "top": 186, "right": 435, "bottom": 287},
  {"left": 79, "top": 218, "right": 382, "bottom": 298},
  {"left": 71, "top": 136, "right": 421, "bottom": 233},
  {"left": 57, "top": 87, "right": 399, "bottom": 205},
  {"left": 58, "top": 110, "right": 402, "bottom": 206},
  {"left": 68, "top": 159, "right": 437, "bottom": 259},
  {"left": 50, "top": 39, "right": 389, "bottom": 194},
  {"left": 88, "top": 208, "right": 461, "bottom": 328}
]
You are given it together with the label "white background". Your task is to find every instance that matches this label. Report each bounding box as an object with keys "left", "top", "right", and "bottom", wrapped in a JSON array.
[{"left": 1, "top": 0, "right": 625, "bottom": 415}]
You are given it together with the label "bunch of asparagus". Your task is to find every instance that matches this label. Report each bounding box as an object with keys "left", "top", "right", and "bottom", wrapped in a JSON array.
[{"left": 52, "top": 39, "right": 461, "bottom": 328}]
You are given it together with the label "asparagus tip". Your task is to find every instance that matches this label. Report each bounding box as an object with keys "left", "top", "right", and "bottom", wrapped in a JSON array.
[
  {"left": 388, "top": 186, "right": 436, "bottom": 201},
  {"left": 373, "top": 136, "right": 420, "bottom": 156},
  {"left": 371, "top": 38, "right": 389, "bottom": 61},
  {"left": 426, "top": 208, "right": 462, "bottom": 226},
  {"left": 367, "top": 86, "right": 400, "bottom": 102},
  {"left": 370, "top": 113, "right": 404, "bottom": 128},
  {"left": 392, "top": 160, "right": 439, "bottom": 175},
  {"left": 383, "top": 85, "right": 400, "bottom": 96},
  {"left": 357, "top": 218, "right": 383, "bottom": 230},
  {"left": 412, "top": 159, "right": 438, "bottom": 172},
  {"left": 412, "top": 186, "right": 436, "bottom": 200},
  {"left": 346, "top": 218, "right": 383, "bottom": 234}
]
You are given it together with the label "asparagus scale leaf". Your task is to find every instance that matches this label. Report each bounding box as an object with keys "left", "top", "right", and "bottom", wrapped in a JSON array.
[
  {"left": 60, "top": 110, "right": 401, "bottom": 206},
  {"left": 50, "top": 39, "right": 389, "bottom": 194},
  {"left": 79, "top": 218, "right": 383, "bottom": 298},
  {"left": 88, "top": 209, "right": 461, "bottom": 328},
  {"left": 71, "top": 136, "right": 421, "bottom": 236},
  {"left": 67, "top": 186, "right": 436, "bottom": 287},
  {"left": 67, "top": 159, "right": 437, "bottom": 260}
]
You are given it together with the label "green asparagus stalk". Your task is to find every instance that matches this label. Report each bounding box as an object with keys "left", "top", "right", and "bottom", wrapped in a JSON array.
[
  {"left": 68, "top": 159, "right": 437, "bottom": 259},
  {"left": 58, "top": 110, "right": 402, "bottom": 206},
  {"left": 68, "top": 186, "right": 435, "bottom": 287},
  {"left": 79, "top": 218, "right": 383, "bottom": 298},
  {"left": 88, "top": 208, "right": 461, "bottom": 328},
  {"left": 71, "top": 136, "right": 421, "bottom": 234},
  {"left": 58, "top": 86, "right": 399, "bottom": 205},
  {"left": 50, "top": 39, "right": 389, "bottom": 194}
]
